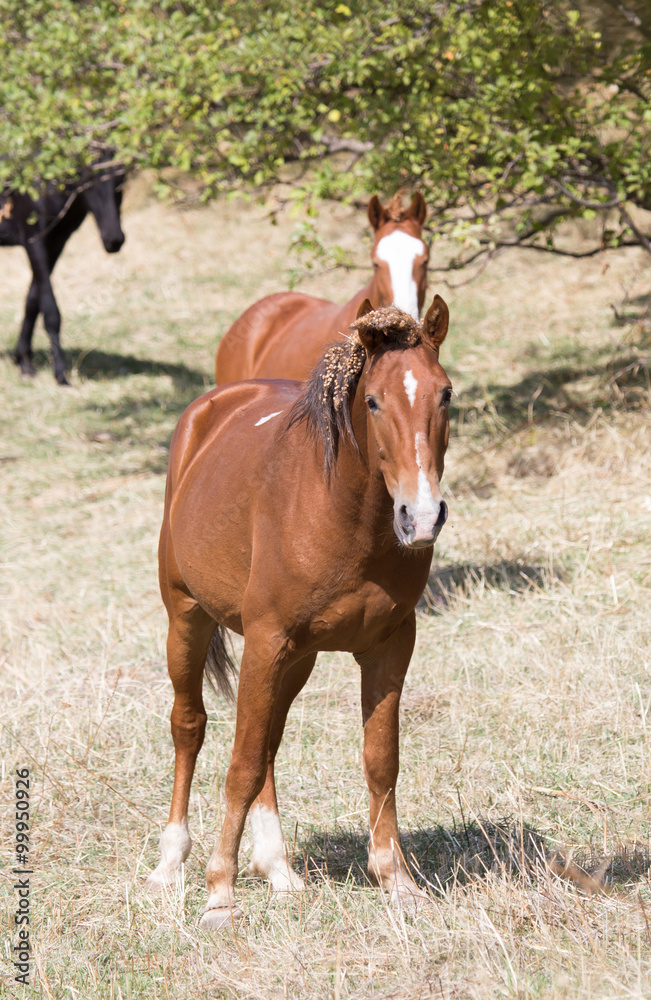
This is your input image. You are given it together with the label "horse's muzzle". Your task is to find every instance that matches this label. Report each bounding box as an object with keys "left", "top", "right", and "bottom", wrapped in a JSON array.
[
  {"left": 394, "top": 499, "right": 448, "bottom": 548},
  {"left": 104, "top": 233, "right": 125, "bottom": 253}
]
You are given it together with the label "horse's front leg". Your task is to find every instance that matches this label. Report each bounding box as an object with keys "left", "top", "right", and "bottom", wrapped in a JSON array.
[
  {"left": 25, "top": 241, "right": 67, "bottom": 385},
  {"left": 246, "top": 653, "right": 316, "bottom": 892},
  {"left": 201, "top": 630, "right": 296, "bottom": 930},
  {"left": 356, "top": 612, "right": 429, "bottom": 913}
]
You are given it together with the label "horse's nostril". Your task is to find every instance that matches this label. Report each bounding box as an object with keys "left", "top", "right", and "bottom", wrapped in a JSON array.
[
  {"left": 436, "top": 501, "right": 448, "bottom": 528},
  {"left": 398, "top": 504, "right": 413, "bottom": 532}
]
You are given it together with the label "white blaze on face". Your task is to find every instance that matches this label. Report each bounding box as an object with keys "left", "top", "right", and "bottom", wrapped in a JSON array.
[
  {"left": 413, "top": 431, "right": 440, "bottom": 526},
  {"left": 254, "top": 410, "right": 282, "bottom": 427},
  {"left": 403, "top": 369, "right": 417, "bottom": 407},
  {"left": 376, "top": 231, "right": 425, "bottom": 319}
]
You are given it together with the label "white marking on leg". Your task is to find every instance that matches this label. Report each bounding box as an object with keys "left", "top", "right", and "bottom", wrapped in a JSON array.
[
  {"left": 376, "top": 231, "right": 425, "bottom": 319},
  {"left": 254, "top": 411, "right": 282, "bottom": 426},
  {"left": 146, "top": 819, "right": 192, "bottom": 888},
  {"left": 369, "top": 840, "right": 429, "bottom": 911},
  {"left": 403, "top": 369, "right": 417, "bottom": 407},
  {"left": 247, "top": 804, "right": 304, "bottom": 892}
]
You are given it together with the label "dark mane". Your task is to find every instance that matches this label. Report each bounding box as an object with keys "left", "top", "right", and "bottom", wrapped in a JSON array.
[{"left": 286, "top": 307, "right": 421, "bottom": 477}]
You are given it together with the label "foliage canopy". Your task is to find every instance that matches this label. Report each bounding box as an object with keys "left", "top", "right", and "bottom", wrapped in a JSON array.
[{"left": 1, "top": 0, "right": 650, "bottom": 264}]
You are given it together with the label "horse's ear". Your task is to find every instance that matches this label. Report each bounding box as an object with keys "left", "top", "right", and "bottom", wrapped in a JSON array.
[
  {"left": 355, "top": 300, "right": 385, "bottom": 354},
  {"left": 422, "top": 294, "right": 449, "bottom": 352},
  {"left": 367, "top": 195, "right": 386, "bottom": 232},
  {"left": 406, "top": 192, "right": 427, "bottom": 227},
  {"left": 355, "top": 298, "right": 383, "bottom": 352},
  {"left": 356, "top": 298, "right": 373, "bottom": 320}
]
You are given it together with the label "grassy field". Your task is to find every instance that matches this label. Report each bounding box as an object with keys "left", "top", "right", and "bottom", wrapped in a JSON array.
[{"left": 1, "top": 179, "right": 650, "bottom": 999}]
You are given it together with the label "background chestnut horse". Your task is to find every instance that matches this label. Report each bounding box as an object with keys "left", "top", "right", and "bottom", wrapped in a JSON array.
[
  {"left": 215, "top": 192, "right": 429, "bottom": 384},
  {"left": 147, "top": 298, "right": 452, "bottom": 929}
]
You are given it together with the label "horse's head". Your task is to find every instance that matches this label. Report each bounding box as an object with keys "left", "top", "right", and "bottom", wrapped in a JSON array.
[
  {"left": 356, "top": 297, "right": 451, "bottom": 548},
  {"left": 367, "top": 193, "right": 429, "bottom": 320},
  {"left": 82, "top": 163, "right": 126, "bottom": 254},
  {"left": 288, "top": 296, "right": 451, "bottom": 547}
]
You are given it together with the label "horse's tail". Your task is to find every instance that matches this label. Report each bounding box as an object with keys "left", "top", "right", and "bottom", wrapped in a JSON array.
[{"left": 204, "top": 626, "right": 238, "bottom": 703}]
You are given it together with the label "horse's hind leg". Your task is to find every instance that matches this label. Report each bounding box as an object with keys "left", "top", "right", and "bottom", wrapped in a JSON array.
[
  {"left": 355, "top": 612, "right": 429, "bottom": 912},
  {"left": 246, "top": 653, "right": 316, "bottom": 892},
  {"left": 145, "top": 595, "right": 215, "bottom": 892},
  {"left": 13, "top": 280, "right": 39, "bottom": 377}
]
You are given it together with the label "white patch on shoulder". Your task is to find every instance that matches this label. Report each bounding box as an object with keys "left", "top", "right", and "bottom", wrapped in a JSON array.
[
  {"left": 254, "top": 410, "right": 282, "bottom": 427},
  {"left": 376, "top": 231, "right": 425, "bottom": 319},
  {"left": 247, "top": 804, "right": 304, "bottom": 892},
  {"left": 403, "top": 369, "right": 418, "bottom": 407}
]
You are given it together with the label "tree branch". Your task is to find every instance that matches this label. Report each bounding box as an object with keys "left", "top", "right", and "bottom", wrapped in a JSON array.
[
  {"left": 551, "top": 179, "right": 621, "bottom": 210},
  {"left": 318, "top": 134, "right": 374, "bottom": 155},
  {"left": 617, "top": 204, "right": 651, "bottom": 254}
]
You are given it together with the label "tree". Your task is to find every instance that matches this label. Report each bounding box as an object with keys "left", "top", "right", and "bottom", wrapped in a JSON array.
[{"left": 1, "top": 0, "right": 649, "bottom": 267}]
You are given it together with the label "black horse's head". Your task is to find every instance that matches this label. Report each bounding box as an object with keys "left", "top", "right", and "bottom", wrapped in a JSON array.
[{"left": 81, "top": 162, "right": 126, "bottom": 254}]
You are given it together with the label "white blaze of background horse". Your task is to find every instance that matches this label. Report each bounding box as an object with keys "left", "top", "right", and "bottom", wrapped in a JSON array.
[{"left": 376, "top": 231, "right": 426, "bottom": 320}]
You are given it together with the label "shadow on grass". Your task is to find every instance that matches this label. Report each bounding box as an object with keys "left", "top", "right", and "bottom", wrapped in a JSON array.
[
  {"left": 297, "top": 819, "right": 651, "bottom": 895},
  {"left": 448, "top": 321, "right": 650, "bottom": 442},
  {"left": 74, "top": 353, "right": 213, "bottom": 474},
  {"left": 72, "top": 348, "right": 209, "bottom": 388},
  {"left": 611, "top": 289, "right": 651, "bottom": 326},
  {"left": 419, "top": 561, "right": 557, "bottom": 614},
  {"left": 7, "top": 346, "right": 210, "bottom": 390},
  {"left": 298, "top": 819, "right": 546, "bottom": 892}
]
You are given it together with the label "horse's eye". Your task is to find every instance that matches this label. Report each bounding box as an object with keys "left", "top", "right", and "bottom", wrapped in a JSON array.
[
  {"left": 366, "top": 396, "right": 379, "bottom": 413},
  {"left": 441, "top": 388, "right": 452, "bottom": 407}
]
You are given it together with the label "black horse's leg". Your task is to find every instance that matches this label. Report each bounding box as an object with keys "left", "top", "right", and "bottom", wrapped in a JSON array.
[
  {"left": 15, "top": 235, "right": 66, "bottom": 376},
  {"left": 23, "top": 239, "right": 68, "bottom": 385},
  {"left": 13, "top": 279, "right": 40, "bottom": 377}
]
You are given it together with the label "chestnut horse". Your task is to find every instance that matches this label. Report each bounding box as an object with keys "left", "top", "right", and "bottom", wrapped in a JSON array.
[
  {"left": 147, "top": 297, "right": 452, "bottom": 929},
  {"left": 215, "top": 192, "right": 429, "bottom": 384}
]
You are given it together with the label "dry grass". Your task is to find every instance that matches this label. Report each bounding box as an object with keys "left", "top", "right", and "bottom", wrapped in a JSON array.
[{"left": 1, "top": 180, "right": 650, "bottom": 998}]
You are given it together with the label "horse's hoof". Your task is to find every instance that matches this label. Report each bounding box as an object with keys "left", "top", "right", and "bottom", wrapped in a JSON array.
[
  {"left": 143, "top": 876, "right": 166, "bottom": 895},
  {"left": 270, "top": 871, "right": 306, "bottom": 893},
  {"left": 56, "top": 373, "right": 70, "bottom": 387},
  {"left": 246, "top": 860, "right": 306, "bottom": 893},
  {"left": 13, "top": 354, "right": 36, "bottom": 377},
  {"left": 390, "top": 884, "right": 433, "bottom": 916},
  {"left": 144, "top": 864, "right": 184, "bottom": 894},
  {"left": 199, "top": 905, "right": 243, "bottom": 931}
]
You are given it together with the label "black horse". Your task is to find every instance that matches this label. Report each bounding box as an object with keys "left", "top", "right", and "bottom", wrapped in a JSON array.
[{"left": 0, "top": 163, "right": 125, "bottom": 384}]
